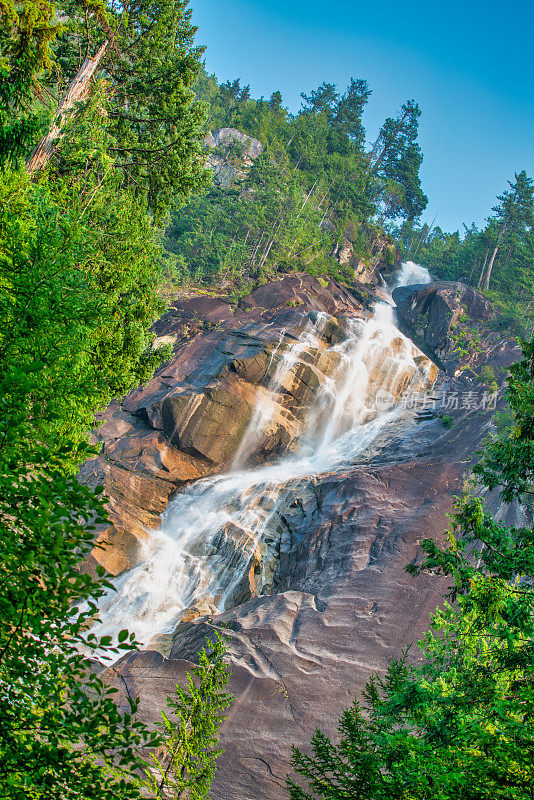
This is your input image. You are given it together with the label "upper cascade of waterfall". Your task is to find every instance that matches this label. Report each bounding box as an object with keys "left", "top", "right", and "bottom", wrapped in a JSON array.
[{"left": 392, "top": 261, "right": 432, "bottom": 289}]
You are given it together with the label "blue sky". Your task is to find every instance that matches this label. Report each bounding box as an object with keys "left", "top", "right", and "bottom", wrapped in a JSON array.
[{"left": 191, "top": 0, "right": 533, "bottom": 232}]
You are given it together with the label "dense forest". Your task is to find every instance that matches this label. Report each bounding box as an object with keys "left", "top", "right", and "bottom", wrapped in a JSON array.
[
  {"left": 1, "top": 0, "right": 534, "bottom": 798},
  {"left": 162, "top": 69, "right": 534, "bottom": 338},
  {"left": 162, "top": 69, "right": 427, "bottom": 292}
]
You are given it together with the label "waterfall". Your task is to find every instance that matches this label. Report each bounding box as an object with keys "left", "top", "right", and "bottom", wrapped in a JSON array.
[
  {"left": 92, "top": 267, "right": 436, "bottom": 651},
  {"left": 231, "top": 314, "right": 327, "bottom": 468},
  {"left": 392, "top": 260, "right": 432, "bottom": 289}
]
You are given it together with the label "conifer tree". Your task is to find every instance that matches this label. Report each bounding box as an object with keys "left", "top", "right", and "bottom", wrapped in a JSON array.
[
  {"left": 0, "top": 1, "right": 215, "bottom": 797},
  {"left": 143, "top": 636, "right": 233, "bottom": 799},
  {"left": 481, "top": 170, "right": 534, "bottom": 291},
  {"left": 371, "top": 100, "right": 428, "bottom": 221}
]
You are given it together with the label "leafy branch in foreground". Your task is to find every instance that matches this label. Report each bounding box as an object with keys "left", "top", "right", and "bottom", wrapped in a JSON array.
[
  {"left": 143, "top": 635, "right": 233, "bottom": 800},
  {"left": 0, "top": 0, "right": 214, "bottom": 796},
  {"left": 287, "top": 338, "right": 534, "bottom": 799}
]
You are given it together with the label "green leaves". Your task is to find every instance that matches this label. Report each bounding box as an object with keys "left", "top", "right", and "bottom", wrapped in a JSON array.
[{"left": 0, "top": 0, "right": 212, "bottom": 796}]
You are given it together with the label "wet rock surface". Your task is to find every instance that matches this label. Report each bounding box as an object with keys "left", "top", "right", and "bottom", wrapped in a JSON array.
[
  {"left": 393, "top": 280, "right": 508, "bottom": 376},
  {"left": 90, "top": 278, "right": 520, "bottom": 800},
  {"left": 81, "top": 275, "right": 372, "bottom": 574}
]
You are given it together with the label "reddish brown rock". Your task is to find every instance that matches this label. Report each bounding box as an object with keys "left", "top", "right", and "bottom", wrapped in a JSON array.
[
  {"left": 81, "top": 277, "right": 371, "bottom": 574},
  {"left": 238, "top": 273, "right": 366, "bottom": 317},
  {"left": 98, "top": 281, "right": 520, "bottom": 800}
]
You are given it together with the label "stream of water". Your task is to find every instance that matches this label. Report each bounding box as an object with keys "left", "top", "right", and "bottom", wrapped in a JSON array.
[{"left": 94, "top": 264, "right": 432, "bottom": 648}]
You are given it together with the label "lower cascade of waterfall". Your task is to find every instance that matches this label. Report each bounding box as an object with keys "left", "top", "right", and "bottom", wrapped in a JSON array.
[{"left": 93, "top": 265, "right": 436, "bottom": 651}]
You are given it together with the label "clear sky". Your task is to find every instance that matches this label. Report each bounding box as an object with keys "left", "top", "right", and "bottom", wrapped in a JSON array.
[{"left": 191, "top": 0, "right": 533, "bottom": 232}]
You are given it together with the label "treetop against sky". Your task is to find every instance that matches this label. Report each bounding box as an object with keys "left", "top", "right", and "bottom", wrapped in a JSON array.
[{"left": 192, "top": 0, "right": 534, "bottom": 232}]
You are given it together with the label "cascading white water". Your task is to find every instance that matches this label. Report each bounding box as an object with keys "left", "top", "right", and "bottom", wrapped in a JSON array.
[
  {"left": 392, "top": 260, "right": 432, "bottom": 289},
  {"left": 93, "top": 268, "right": 436, "bottom": 651},
  {"left": 231, "top": 314, "right": 328, "bottom": 468}
]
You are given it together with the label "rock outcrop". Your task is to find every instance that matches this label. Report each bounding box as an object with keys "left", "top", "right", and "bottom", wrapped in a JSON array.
[
  {"left": 89, "top": 278, "right": 519, "bottom": 800},
  {"left": 393, "top": 280, "right": 514, "bottom": 387},
  {"left": 203, "top": 128, "right": 263, "bottom": 186},
  {"left": 81, "top": 275, "right": 376, "bottom": 575}
]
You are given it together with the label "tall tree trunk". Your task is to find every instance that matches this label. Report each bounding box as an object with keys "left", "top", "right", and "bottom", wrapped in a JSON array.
[
  {"left": 481, "top": 187, "right": 518, "bottom": 291},
  {"left": 477, "top": 249, "right": 489, "bottom": 289},
  {"left": 26, "top": 40, "right": 108, "bottom": 174},
  {"left": 483, "top": 232, "right": 505, "bottom": 292}
]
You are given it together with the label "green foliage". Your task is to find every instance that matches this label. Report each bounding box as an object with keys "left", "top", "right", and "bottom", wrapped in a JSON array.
[
  {"left": 143, "top": 635, "right": 233, "bottom": 799},
  {"left": 475, "top": 336, "right": 534, "bottom": 502},
  {"left": 371, "top": 100, "right": 428, "bottom": 221},
  {"left": 0, "top": 0, "right": 59, "bottom": 161},
  {"left": 288, "top": 335, "right": 534, "bottom": 799},
  {"left": 0, "top": 148, "right": 164, "bottom": 453},
  {"left": 166, "top": 148, "right": 345, "bottom": 287},
  {"left": 440, "top": 413, "right": 454, "bottom": 428},
  {"left": 0, "top": 426, "right": 159, "bottom": 799},
  {"left": 2, "top": 0, "right": 210, "bottom": 217},
  {"left": 0, "top": 0, "right": 216, "bottom": 796},
  {"left": 477, "top": 365, "right": 499, "bottom": 392},
  {"left": 449, "top": 322, "right": 483, "bottom": 362},
  {"left": 166, "top": 71, "right": 428, "bottom": 291}
]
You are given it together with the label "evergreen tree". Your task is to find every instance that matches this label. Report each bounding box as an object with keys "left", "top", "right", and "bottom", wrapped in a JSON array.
[
  {"left": 168, "top": 73, "right": 416, "bottom": 291},
  {"left": 0, "top": 0, "right": 214, "bottom": 796},
  {"left": 404, "top": 171, "right": 534, "bottom": 335},
  {"left": 143, "top": 636, "right": 233, "bottom": 799},
  {"left": 480, "top": 170, "right": 534, "bottom": 291},
  {"left": 301, "top": 82, "right": 339, "bottom": 116},
  {"left": 0, "top": 0, "right": 59, "bottom": 161},
  {"left": 333, "top": 77, "right": 371, "bottom": 152},
  {"left": 371, "top": 100, "right": 428, "bottom": 221}
]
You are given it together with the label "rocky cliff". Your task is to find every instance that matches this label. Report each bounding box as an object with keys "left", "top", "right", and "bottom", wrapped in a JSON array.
[{"left": 84, "top": 273, "right": 519, "bottom": 800}]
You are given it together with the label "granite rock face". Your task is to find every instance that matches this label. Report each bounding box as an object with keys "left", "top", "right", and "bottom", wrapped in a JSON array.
[
  {"left": 81, "top": 275, "right": 376, "bottom": 575},
  {"left": 203, "top": 127, "right": 263, "bottom": 186},
  {"left": 92, "top": 280, "right": 519, "bottom": 800},
  {"left": 393, "top": 280, "right": 500, "bottom": 371}
]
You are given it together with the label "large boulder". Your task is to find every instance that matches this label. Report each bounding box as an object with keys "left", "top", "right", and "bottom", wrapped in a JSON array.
[
  {"left": 393, "top": 281, "right": 495, "bottom": 352},
  {"left": 159, "top": 379, "right": 255, "bottom": 464},
  {"left": 392, "top": 280, "right": 513, "bottom": 380}
]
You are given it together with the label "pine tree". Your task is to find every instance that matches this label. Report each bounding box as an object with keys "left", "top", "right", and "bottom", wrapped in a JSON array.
[
  {"left": 0, "top": 1, "right": 216, "bottom": 796},
  {"left": 143, "top": 636, "right": 233, "bottom": 800},
  {"left": 333, "top": 78, "right": 371, "bottom": 152},
  {"left": 480, "top": 170, "right": 534, "bottom": 291},
  {"left": 370, "top": 100, "right": 428, "bottom": 221}
]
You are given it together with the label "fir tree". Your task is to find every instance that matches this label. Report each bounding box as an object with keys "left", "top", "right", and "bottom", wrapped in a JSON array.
[
  {"left": 0, "top": 1, "right": 216, "bottom": 797},
  {"left": 143, "top": 636, "right": 233, "bottom": 799}
]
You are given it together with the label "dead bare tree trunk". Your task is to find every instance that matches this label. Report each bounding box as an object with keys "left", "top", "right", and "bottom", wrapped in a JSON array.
[
  {"left": 477, "top": 249, "right": 489, "bottom": 289},
  {"left": 483, "top": 233, "right": 505, "bottom": 292},
  {"left": 26, "top": 40, "right": 108, "bottom": 174}
]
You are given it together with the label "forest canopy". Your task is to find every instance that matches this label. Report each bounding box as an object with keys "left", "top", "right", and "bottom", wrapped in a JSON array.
[{"left": 163, "top": 70, "right": 428, "bottom": 292}]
